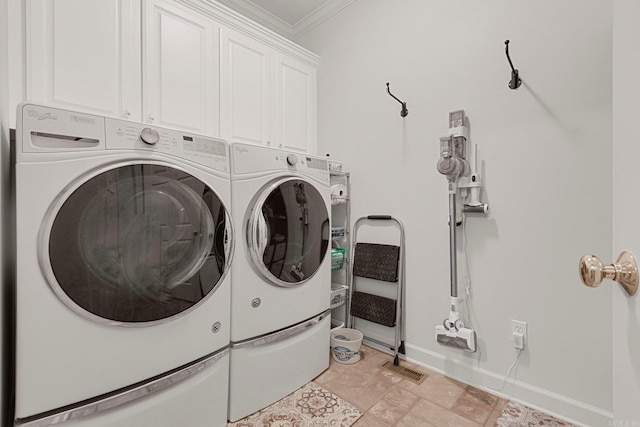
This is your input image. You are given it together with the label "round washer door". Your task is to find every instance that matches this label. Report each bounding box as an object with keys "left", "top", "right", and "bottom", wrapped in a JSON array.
[
  {"left": 42, "top": 162, "right": 233, "bottom": 325},
  {"left": 247, "top": 177, "right": 329, "bottom": 287}
]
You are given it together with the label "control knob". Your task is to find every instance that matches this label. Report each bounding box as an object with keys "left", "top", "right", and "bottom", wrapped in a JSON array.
[
  {"left": 286, "top": 154, "right": 298, "bottom": 166},
  {"left": 140, "top": 127, "right": 160, "bottom": 145}
]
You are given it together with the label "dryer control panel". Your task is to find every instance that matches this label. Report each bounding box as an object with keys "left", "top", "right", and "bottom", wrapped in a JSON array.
[{"left": 231, "top": 142, "right": 329, "bottom": 184}]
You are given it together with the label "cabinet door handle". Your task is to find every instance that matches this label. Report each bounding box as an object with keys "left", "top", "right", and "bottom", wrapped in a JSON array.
[
  {"left": 579, "top": 251, "right": 638, "bottom": 296},
  {"left": 124, "top": 110, "right": 131, "bottom": 118}
]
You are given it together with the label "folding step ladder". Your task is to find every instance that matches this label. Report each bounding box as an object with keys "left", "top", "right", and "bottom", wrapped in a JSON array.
[{"left": 348, "top": 215, "right": 405, "bottom": 365}]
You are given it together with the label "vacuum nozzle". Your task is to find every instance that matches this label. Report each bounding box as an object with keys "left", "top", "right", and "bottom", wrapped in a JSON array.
[
  {"left": 435, "top": 299, "right": 477, "bottom": 353},
  {"left": 435, "top": 323, "right": 477, "bottom": 352}
]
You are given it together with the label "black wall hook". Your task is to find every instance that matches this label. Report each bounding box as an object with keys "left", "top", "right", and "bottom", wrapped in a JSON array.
[
  {"left": 386, "top": 82, "right": 408, "bottom": 117},
  {"left": 504, "top": 40, "right": 522, "bottom": 90}
]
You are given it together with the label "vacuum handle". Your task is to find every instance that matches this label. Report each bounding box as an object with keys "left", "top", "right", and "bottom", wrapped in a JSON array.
[{"left": 367, "top": 215, "right": 392, "bottom": 220}]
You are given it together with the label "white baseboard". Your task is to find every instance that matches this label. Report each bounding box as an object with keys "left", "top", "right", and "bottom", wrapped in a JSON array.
[{"left": 401, "top": 343, "right": 612, "bottom": 427}]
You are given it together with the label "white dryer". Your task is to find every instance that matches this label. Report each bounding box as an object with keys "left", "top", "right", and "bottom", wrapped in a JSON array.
[
  {"left": 228, "top": 143, "right": 331, "bottom": 422},
  {"left": 14, "top": 104, "right": 233, "bottom": 426}
]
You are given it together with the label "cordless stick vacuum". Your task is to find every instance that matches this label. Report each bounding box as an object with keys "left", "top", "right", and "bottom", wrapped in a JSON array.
[{"left": 435, "top": 110, "right": 478, "bottom": 353}]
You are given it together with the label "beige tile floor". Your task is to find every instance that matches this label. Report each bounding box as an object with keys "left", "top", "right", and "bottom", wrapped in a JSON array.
[{"left": 314, "top": 345, "right": 507, "bottom": 427}]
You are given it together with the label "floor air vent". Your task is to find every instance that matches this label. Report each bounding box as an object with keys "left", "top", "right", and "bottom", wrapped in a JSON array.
[{"left": 380, "top": 360, "right": 427, "bottom": 384}]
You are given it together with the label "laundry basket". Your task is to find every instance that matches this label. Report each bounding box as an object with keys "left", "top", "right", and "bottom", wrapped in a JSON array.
[{"left": 330, "top": 328, "right": 363, "bottom": 364}]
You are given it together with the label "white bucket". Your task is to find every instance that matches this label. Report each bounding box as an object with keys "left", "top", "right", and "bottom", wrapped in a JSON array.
[{"left": 330, "top": 328, "right": 363, "bottom": 364}]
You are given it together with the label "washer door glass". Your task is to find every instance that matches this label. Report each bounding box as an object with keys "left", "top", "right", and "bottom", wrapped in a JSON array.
[
  {"left": 46, "top": 163, "right": 231, "bottom": 324},
  {"left": 249, "top": 178, "right": 329, "bottom": 287}
]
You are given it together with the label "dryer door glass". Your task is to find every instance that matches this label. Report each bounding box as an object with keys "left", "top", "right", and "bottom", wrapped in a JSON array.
[
  {"left": 47, "top": 163, "right": 230, "bottom": 324},
  {"left": 251, "top": 178, "right": 329, "bottom": 286}
]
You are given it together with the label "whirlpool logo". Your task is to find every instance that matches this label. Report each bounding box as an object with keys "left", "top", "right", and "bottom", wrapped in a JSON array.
[{"left": 27, "top": 109, "right": 58, "bottom": 121}]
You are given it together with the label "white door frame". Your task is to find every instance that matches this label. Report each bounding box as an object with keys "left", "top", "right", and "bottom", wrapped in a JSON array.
[{"left": 612, "top": 1, "right": 640, "bottom": 423}]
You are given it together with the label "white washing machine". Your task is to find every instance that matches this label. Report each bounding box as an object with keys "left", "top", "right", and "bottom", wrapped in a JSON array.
[
  {"left": 14, "top": 104, "right": 233, "bottom": 426},
  {"left": 228, "top": 142, "right": 331, "bottom": 422}
]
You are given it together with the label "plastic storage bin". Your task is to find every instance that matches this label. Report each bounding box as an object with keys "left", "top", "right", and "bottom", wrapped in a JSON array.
[
  {"left": 330, "top": 328, "right": 363, "bottom": 364},
  {"left": 330, "top": 284, "right": 348, "bottom": 309},
  {"left": 331, "top": 248, "right": 346, "bottom": 270}
]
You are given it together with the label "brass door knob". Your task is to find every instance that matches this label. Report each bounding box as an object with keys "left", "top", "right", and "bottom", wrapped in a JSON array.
[{"left": 579, "top": 251, "right": 638, "bottom": 296}]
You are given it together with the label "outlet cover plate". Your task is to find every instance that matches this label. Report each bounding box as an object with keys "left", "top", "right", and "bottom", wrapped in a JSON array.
[{"left": 511, "top": 320, "right": 527, "bottom": 338}]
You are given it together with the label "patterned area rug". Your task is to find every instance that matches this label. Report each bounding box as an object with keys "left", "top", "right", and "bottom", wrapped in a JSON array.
[
  {"left": 227, "top": 381, "right": 362, "bottom": 427},
  {"left": 495, "top": 401, "right": 576, "bottom": 426}
]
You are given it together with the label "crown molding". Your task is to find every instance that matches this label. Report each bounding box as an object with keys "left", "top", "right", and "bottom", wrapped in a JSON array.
[
  {"left": 216, "top": 0, "right": 293, "bottom": 38},
  {"left": 293, "top": 0, "right": 355, "bottom": 39},
  {"left": 216, "top": 0, "right": 354, "bottom": 40},
  {"left": 177, "top": 0, "right": 320, "bottom": 66}
]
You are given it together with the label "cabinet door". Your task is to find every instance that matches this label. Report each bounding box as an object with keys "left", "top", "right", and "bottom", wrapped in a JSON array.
[
  {"left": 143, "top": 0, "right": 219, "bottom": 135},
  {"left": 26, "top": 0, "right": 141, "bottom": 120},
  {"left": 275, "top": 54, "right": 317, "bottom": 154},
  {"left": 220, "top": 27, "right": 272, "bottom": 146}
]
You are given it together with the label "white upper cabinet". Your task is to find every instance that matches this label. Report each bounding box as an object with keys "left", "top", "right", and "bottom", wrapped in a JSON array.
[
  {"left": 143, "top": 0, "right": 220, "bottom": 135},
  {"left": 220, "top": 27, "right": 318, "bottom": 153},
  {"left": 26, "top": 0, "right": 141, "bottom": 120},
  {"left": 275, "top": 54, "right": 317, "bottom": 154},
  {"left": 220, "top": 27, "right": 272, "bottom": 146},
  {"left": 22, "top": 0, "right": 318, "bottom": 151}
]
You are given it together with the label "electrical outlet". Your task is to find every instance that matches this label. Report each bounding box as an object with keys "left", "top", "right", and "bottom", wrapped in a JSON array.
[{"left": 511, "top": 320, "right": 527, "bottom": 349}]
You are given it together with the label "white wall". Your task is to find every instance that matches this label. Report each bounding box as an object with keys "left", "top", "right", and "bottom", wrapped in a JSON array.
[{"left": 299, "top": 1, "right": 613, "bottom": 425}]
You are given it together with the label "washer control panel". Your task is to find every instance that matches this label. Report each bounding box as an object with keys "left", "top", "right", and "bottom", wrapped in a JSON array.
[
  {"left": 139, "top": 127, "right": 160, "bottom": 145},
  {"left": 105, "top": 118, "right": 229, "bottom": 171},
  {"left": 17, "top": 104, "right": 230, "bottom": 172}
]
